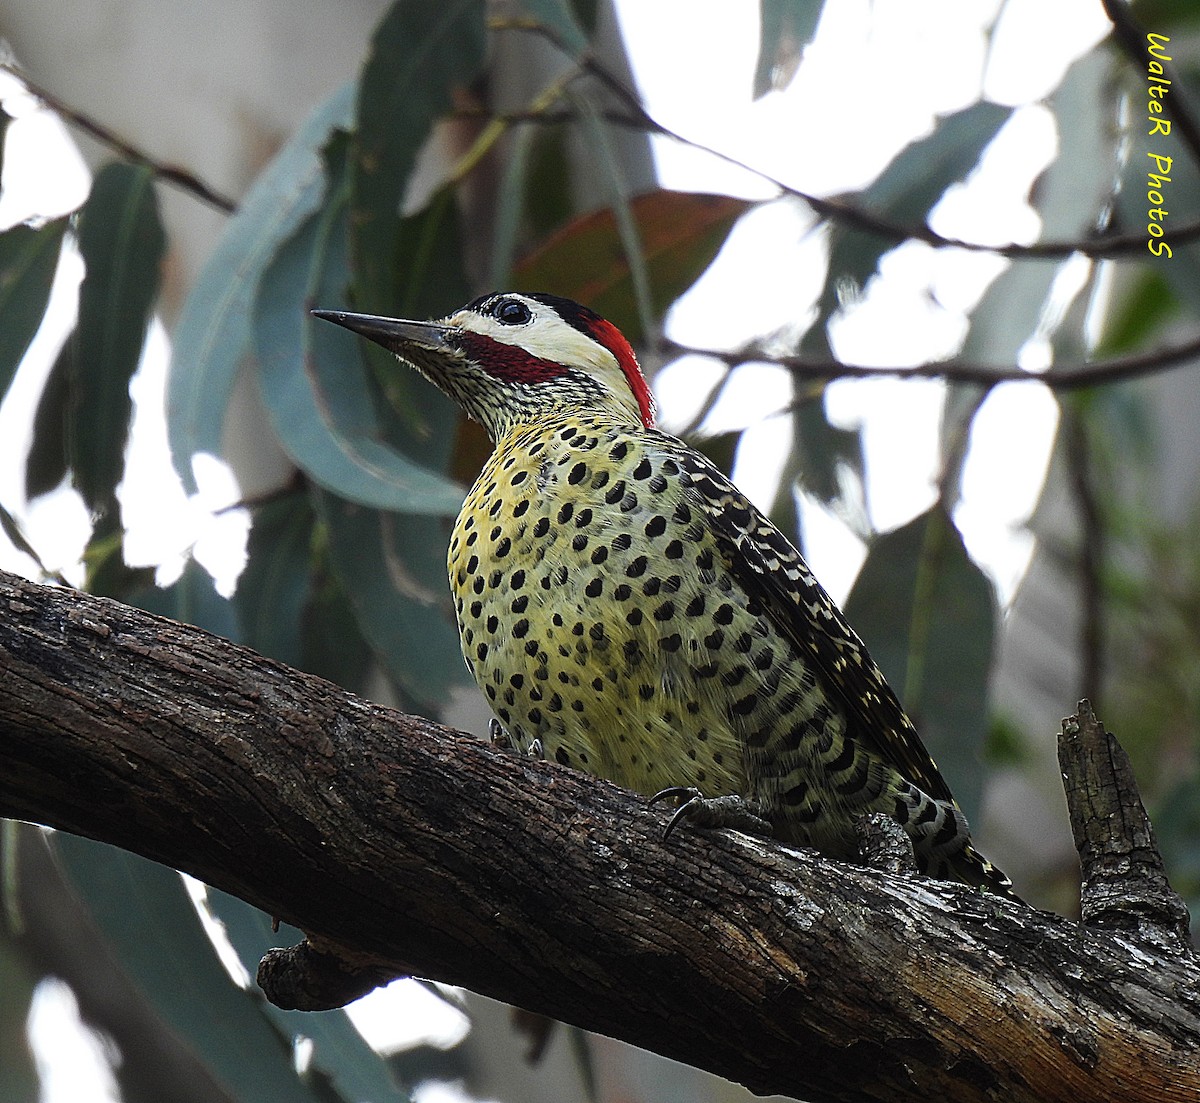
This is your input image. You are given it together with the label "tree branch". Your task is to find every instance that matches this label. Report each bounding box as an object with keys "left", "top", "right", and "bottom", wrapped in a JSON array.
[
  {"left": 1058, "top": 700, "right": 1193, "bottom": 954},
  {"left": 0, "top": 569, "right": 1196, "bottom": 1103},
  {"left": 660, "top": 333, "right": 1200, "bottom": 393}
]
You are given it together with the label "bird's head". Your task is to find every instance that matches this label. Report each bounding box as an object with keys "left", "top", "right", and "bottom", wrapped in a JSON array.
[{"left": 313, "top": 292, "right": 656, "bottom": 441}]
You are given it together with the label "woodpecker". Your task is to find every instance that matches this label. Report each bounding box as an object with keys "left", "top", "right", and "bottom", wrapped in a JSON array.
[{"left": 314, "top": 292, "right": 1016, "bottom": 898}]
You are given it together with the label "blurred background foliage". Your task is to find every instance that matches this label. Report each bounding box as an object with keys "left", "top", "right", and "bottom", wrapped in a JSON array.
[{"left": 0, "top": 1, "right": 1199, "bottom": 1101}]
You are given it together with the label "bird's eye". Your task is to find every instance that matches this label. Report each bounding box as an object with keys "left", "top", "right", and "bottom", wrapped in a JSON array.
[{"left": 494, "top": 298, "right": 532, "bottom": 325}]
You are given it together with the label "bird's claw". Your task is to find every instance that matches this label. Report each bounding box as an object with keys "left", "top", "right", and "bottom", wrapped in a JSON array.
[
  {"left": 650, "top": 787, "right": 773, "bottom": 842},
  {"left": 488, "top": 717, "right": 513, "bottom": 750},
  {"left": 489, "top": 719, "right": 544, "bottom": 761}
]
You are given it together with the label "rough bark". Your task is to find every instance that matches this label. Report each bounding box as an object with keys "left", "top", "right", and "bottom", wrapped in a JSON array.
[{"left": 0, "top": 568, "right": 1196, "bottom": 1103}]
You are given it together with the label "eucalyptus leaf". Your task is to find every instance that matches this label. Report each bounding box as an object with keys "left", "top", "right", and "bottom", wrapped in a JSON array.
[
  {"left": 133, "top": 558, "right": 240, "bottom": 641},
  {"left": 754, "top": 0, "right": 823, "bottom": 98},
  {"left": 52, "top": 836, "right": 332, "bottom": 1103},
  {"left": 514, "top": 191, "right": 750, "bottom": 342},
  {"left": 313, "top": 489, "right": 472, "bottom": 715},
  {"left": 519, "top": 0, "right": 590, "bottom": 56},
  {"left": 167, "top": 82, "right": 355, "bottom": 493},
  {"left": 24, "top": 337, "right": 71, "bottom": 500},
  {"left": 844, "top": 508, "right": 995, "bottom": 823},
  {"left": 234, "top": 493, "right": 316, "bottom": 668},
  {"left": 253, "top": 198, "right": 463, "bottom": 516},
  {"left": 0, "top": 217, "right": 67, "bottom": 398},
  {"left": 205, "top": 888, "right": 411, "bottom": 1103},
  {"left": 71, "top": 163, "right": 165, "bottom": 515},
  {"left": 351, "top": 0, "right": 486, "bottom": 314}
]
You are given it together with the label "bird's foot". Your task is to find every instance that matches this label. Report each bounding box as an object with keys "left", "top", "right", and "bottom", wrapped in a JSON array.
[
  {"left": 488, "top": 718, "right": 544, "bottom": 761},
  {"left": 488, "top": 717, "right": 513, "bottom": 750},
  {"left": 650, "top": 787, "right": 774, "bottom": 841},
  {"left": 854, "top": 811, "right": 917, "bottom": 876}
]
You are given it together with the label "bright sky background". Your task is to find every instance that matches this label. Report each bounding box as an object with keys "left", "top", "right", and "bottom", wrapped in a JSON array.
[{"left": 2, "top": 0, "right": 1113, "bottom": 1100}]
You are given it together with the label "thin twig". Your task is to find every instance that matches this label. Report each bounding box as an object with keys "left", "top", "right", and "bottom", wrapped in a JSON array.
[
  {"left": 1, "top": 65, "right": 236, "bottom": 213},
  {"left": 660, "top": 331, "right": 1200, "bottom": 392}
]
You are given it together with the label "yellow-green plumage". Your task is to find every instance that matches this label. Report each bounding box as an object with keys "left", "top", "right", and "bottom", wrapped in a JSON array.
[{"left": 315, "top": 292, "right": 1016, "bottom": 898}]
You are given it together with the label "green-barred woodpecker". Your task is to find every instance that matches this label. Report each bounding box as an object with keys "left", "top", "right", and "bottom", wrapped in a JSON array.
[{"left": 315, "top": 292, "right": 1016, "bottom": 898}]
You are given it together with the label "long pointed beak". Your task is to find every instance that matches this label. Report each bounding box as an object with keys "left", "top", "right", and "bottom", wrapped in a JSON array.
[{"left": 311, "top": 309, "right": 453, "bottom": 354}]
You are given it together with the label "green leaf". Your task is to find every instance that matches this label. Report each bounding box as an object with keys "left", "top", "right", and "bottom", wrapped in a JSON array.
[
  {"left": 858, "top": 101, "right": 1012, "bottom": 223},
  {"left": 1096, "top": 268, "right": 1179, "bottom": 356},
  {"left": 234, "top": 493, "right": 316, "bottom": 668},
  {"left": 300, "top": 547, "right": 374, "bottom": 695},
  {"left": 754, "top": 1, "right": 823, "bottom": 98},
  {"left": 314, "top": 489, "right": 472, "bottom": 714},
  {"left": 168, "top": 82, "right": 355, "bottom": 493},
  {"left": 519, "top": 0, "right": 590, "bottom": 56},
  {"left": 843, "top": 508, "right": 996, "bottom": 823},
  {"left": 0, "top": 107, "right": 11, "bottom": 186},
  {"left": 133, "top": 558, "right": 240, "bottom": 640},
  {"left": 52, "top": 836, "right": 331, "bottom": 1103},
  {"left": 205, "top": 889, "right": 411, "bottom": 1103},
  {"left": 0, "top": 503, "right": 43, "bottom": 570},
  {"left": 524, "top": 125, "right": 574, "bottom": 242},
  {"left": 514, "top": 191, "right": 751, "bottom": 342},
  {"left": 71, "top": 163, "right": 165, "bottom": 515},
  {"left": 366, "top": 188, "right": 471, "bottom": 464},
  {"left": 794, "top": 398, "right": 863, "bottom": 511},
  {"left": 0, "top": 217, "right": 67, "bottom": 398},
  {"left": 351, "top": 0, "right": 487, "bottom": 315},
  {"left": 488, "top": 122, "right": 537, "bottom": 290},
  {"left": 0, "top": 937, "right": 38, "bottom": 1103},
  {"left": 253, "top": 174, "right": 463, "bottom": 515},
  {"left": 24, "top": 337, "right": 72, "bottom": 500},
  {"left": 689, "top": 430, "right": 741, "bottom": 478}
]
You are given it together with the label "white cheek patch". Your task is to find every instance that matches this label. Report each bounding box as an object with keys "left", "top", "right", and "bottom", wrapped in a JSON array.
[{"left": 447, "top": 299, "right": 636, "bottom": 413}]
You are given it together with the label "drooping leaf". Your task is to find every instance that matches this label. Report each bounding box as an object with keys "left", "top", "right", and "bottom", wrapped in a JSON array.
[
  {"left": 489, "top": 122, "right": 536, "bottom": 290},
  {"left": 0, "top": 929, "right": 39, "bottom": 1103},
  {"left": 858, "top": 100, "right": 1012, "bottom": 224},
  {"left": 523, "top": 124, "right": 574, "bottom": 241},
  {"left": 234, "top": 492, "right": 316, "bottom": 668},
  {"left": 70, "top": 163, "right": 165, "bottom": 515},
  {"left": 374, "top": 186, "right": 472, "bottom": 457},
  {"left": 690, "top": 429, "right": 741, "bottom": 479},
  {"left": 24, "top": 337, "right": 72, "bottom": 500},
  {"left": 351, "top": 0, "right": 486, "bottom": 315},
  {"left": 51, "top": 836, "right": 333, "bottom": 1103},
  {"left": 519, "top": 0, "right": 590, "bottom": 56},
  {"left": 754, "top": 0, "right": 823, "bottom": 98},
  {"left": 0, "top": 217, "right": 67, "bottom": 398},
  {"left": 573, "top": 95, "right": 656, "bottom": 340},
  {"left": 0, "top": 503, "right": 43, "bottom": 570},
  {"left": 132, "top": 558, "right": 240, "bottom": 641},
  {"left": 300, "top": 546, "right": 375, "bottom": 696},
  {"left": 167, "top": 82, "right": 355, "bottom": 493},
  {"left": 253, "top": 171, "right": 463, "bottom": 515},
  {"left": 0, "top": 107, "right": 11, "bottom": 186},
  {"left": 1096, "top": 268, "right": 1179, "bottom": 356},
  {"left": 313, "top": 489, "right": 471, "bottom": 715},
  {"left": 205, "top": 888, "right": 411, "bottom": 1103},
  {"left": 513, "top": 190, "right": 751, "bottom": 341},
  {"left": 843, "top": 507, "right": 996, "bottom": 823},
  {"left": 786, "top": 100, "right": 1012, "bottom": 512}
]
